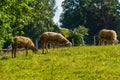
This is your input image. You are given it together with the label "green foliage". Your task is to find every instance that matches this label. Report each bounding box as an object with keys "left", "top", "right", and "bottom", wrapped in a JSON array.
[
  {"left": 59, "top": 28, "right": 70, "bottom": 38},
  {"left": 1, "top": 45, "right": 120, "bottom": 79},
  {"left": 0, "top": 0, "right": 36, "bottom": 47},
  {"left": 60, "top": 0, "right": 120, "bottom": 44},
  {"left": 23, "top": 0, "right": 56, "bottom": 40},
  {"left": 0, "top": 0, "right": 36, "bottom": 35},
  {"left": 68, "top": 25, "right": 88, "bottom": 46},
  {"left": 53, "top": 24, "right": 59, "bottom": 32},
  {"left": 0, "top": 0, "right": 56, "bottom": 48}
]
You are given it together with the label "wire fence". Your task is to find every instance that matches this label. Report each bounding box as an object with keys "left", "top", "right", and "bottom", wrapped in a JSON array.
[
  {"left": 1, "top": 35, "right": 120, "bottom": 54},
  {"left": 35, "top": 35, "right": 120, "bottom": 49},
  {"left": 84, "top": 35, "right": 120, "bottom": 45},
  {"left": 84, "top": 36, "right": 99, "bottom": 45}
]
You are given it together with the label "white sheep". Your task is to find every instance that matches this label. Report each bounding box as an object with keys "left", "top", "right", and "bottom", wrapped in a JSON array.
[
  {"left": 11, "top": 36, "right": 37, "bottom": 58},
  {"left": 40, "top": 32, "right": 72, "bottom": 53},
  {"left": 98, "top": 29, "right": 119, "bottom": 45}
]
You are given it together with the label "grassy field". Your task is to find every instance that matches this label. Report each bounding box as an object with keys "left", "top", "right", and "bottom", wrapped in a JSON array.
[{"left": 0, "top": 45, "right": 120, "bottom": 80}]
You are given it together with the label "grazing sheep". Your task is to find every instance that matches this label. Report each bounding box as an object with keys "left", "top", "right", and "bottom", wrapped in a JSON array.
[
  {"left": 40, "top": 32, "right": 72, "bottom": 54},
  {"left": 98, "top": 29, "right": 119, "bottom": 45},
  {"left": 11, "top": 36, "right": 37, "bottom": 58}
]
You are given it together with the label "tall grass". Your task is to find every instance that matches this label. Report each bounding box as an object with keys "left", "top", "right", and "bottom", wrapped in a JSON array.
[{"left": 0, "top": 45, "right": 120, "bottom": 80}]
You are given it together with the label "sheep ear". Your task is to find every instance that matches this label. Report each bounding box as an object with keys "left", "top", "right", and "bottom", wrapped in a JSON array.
[{"left": 66, "top": 42, "right": 69, "bottom": 44}]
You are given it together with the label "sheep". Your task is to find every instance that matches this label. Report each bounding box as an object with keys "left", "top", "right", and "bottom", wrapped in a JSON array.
[
  {"left": 40, "top": 32, "right": 72, "bottom": 54},
  {"left": 11, "top": 36, "right": 37, "bottom": 58},
  {"left": 98, "top": 29, "right": 119, "bottom": 45}
]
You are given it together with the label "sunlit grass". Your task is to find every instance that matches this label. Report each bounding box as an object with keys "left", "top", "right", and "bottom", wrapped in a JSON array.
[{"left": 0, "top": 45, "right": 120, "bottom": 80}]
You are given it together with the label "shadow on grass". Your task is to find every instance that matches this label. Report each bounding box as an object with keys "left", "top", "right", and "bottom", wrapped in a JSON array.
[{"left": 0, "top": 56, "right": 9, "bottom": 60}]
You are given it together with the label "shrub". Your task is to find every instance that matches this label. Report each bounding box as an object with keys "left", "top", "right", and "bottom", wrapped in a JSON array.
[{"left": 68, "top": 25, "right": 88, "bottom": 46}]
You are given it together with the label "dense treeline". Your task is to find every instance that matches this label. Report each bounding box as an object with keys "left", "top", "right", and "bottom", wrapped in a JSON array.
[
  {"left": 60, "top": 0, "right": 120, "bottom": 44},
  {"left": 0, "top": 0, "right": 56, "bottom": 48},
  {"left": 1, "top": 0, "right": 120, "bottom": 48}
]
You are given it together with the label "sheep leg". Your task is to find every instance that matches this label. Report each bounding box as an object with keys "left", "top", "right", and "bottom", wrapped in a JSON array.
[
  {"left": 45, "top": 43, "right": 48, "bottom": 53},
  {"left": 100, "top": 39, "right": 104, "bottom": 45},
  {"left": 26, "top": 47, "right": 28, "bottom": 56},
  {"left": 56, "top": 44, "right": 59, "bottom": 49},
  {"left": 42, "top": 47, "right": 44, "bottom": 54},
  {"left": 12, "top": 48, "right": 14, "bottom": 58},
  {"left": 52, "top": 43, "right": 55, "bottom": 50},
  {"left": 42, "top": 43, "right": 45, "bottom": 54},
  {"left": 14, "top": 48, "right": 17, "bottom": 58},
  {"left": 99, "top": 39, "right": 102, "bottom": 45},
  {"left": 101, "top": 40, "right": 104, "bottom": 45},
  {"left": 53, "top": 43, "right": 58, "bottom": 50},
  {"left": 108, "top": 40, "right": 114, "bottom": 45},
  {"left": 42, "top": 43, "right": 46, "bottom": 54},
  {"left": 11, "top": 44, "right": 15, "bottom": 58}
]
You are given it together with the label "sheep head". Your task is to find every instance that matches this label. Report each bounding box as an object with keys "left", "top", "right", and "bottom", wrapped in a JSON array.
[
  {"left": 66, "top": 41, "right": 72, "bottom": 47},
  {"left": 32, "top": 47, "right": 38, "bottom": 53}
]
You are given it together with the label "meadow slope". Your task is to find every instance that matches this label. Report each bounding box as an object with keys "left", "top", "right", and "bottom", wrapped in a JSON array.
[{"left": 0, "top": 45, "right": 120, "bottom": 80}]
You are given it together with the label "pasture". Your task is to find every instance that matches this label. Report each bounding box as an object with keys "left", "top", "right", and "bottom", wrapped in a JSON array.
[{"left": 0, "top": 45, "right": 120, "bottom": 80}]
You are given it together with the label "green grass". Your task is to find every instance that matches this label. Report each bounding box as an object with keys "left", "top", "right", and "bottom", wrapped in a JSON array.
[{"left": 0, "top": 45, "right": 120, "bottom": 80}]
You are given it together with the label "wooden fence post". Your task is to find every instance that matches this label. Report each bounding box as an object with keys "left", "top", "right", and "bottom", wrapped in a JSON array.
[
  {"left": 35, "top": 39, "right": 38, "bottom": 49},
  {"left": 72, "top": 39, "right": 74, "bottom": 46},
  {"left": 93, "top": 36, "right": 96, "bottom": 45}
]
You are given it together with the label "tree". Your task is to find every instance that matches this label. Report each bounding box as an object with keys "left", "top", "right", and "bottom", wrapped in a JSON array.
[
  {"left": 68, "top": 25, "right": 88, "bottom": 46},
  {"left": 60, "top": 0, "right": 120, "bottom": 44},
  {"left": 0, "top": 0, "right": 37, "bottom": 47},
  {"left": 0, "top": 0, "right": 56, "bottom": 48},
  {"left": 23, "top": 0, "right": 56, "bottom": 41},
  {"left": 60, "top": 0, "right": 89, "bottom": 30}
]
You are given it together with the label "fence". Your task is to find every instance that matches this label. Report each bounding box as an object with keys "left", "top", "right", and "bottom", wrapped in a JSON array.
[
  {"left": 2, "top": 35, "right": 120, "bottom": 53},
  {"left": 84, "top": 35, "right": 120, "bottom": 45},
  {"left": 84, "top": 36, "right": 99, "bottom": 45},
  {"left": 0, "top": 48, "right": 25, "bottom": 55}
]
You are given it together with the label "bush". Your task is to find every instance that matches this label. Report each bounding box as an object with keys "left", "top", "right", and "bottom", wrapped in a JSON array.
[
  {"left": 68, "top": 25, "right": 88, "bottom": 46},
  {"left": 59, "top": 28, "right": 70, "bottom": 38}
]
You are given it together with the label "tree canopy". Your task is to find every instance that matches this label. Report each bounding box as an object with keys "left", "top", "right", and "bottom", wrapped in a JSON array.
[
  {"left": 0, "top": 0, "right": 56, "bottom": 48},
  {"left": 23, "top": 0, "right": 56, "bottom": 41},
  {"left": 60, "top": 0, "right": 120, "bottom": 44}
]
